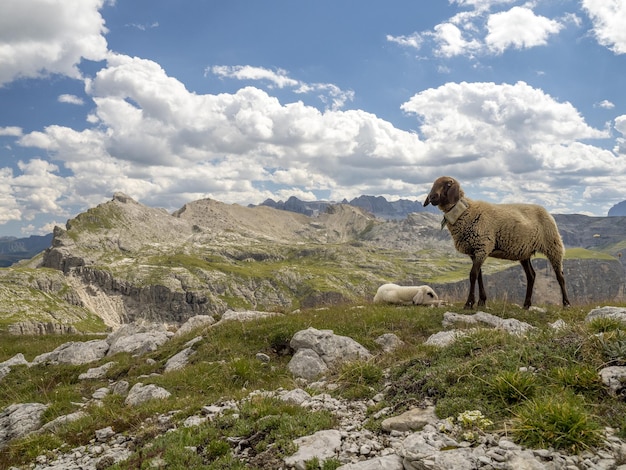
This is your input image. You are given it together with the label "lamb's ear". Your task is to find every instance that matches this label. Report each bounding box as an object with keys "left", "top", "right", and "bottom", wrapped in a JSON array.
[
  {"left": 447, "top": 181, "right": 460, "bottom": 204},
  {"left": 413, "top": 292, "right": 423, "bottom": 304},
  {"left": 423, "top": 195, "right": 431, "bottom": 207}
]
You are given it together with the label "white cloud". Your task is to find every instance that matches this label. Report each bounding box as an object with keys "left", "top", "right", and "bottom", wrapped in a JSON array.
[
  {"left": 210, "top": 65, "right": 299, "bottom": 88},
  {"left": 431, "top": 23, "right": 482, "bottom": 57},
  {"left": 208, "top": 65, "right": 354, "bottom": 111},
  {"left": 389, "top": 2, "right": 568, "bottom": 59},
  {"left": 58, "top": 94, "right": 85, "bottom": 105},
  {"left": 614, "top": 115, "right": 626, "bottom": 155},
  {"left": 0, "top": 126, "right": 22, "bottom": 137},
  {"left": 0, "top": 0, "right": 110, "bottom": 86},
  {"left": 485, "top": 7, "right": 563, "bottom": 53},
  {"left": 12, "top": 54, "right": 620, "bottom": 227},
  {"left": 386, "top": 33, "right": 423, "bottom": 49},
  {"left": 595, "top": 100, "right": 615, "bottom": 109},
  {"left": 17, "top": 55, "right": 427, "bottom": 216},
  {"left": 400, "top": 81, "right": 619, "bottom": 210},
  {"left": 583, "top": 0, "right": 626, "bottom": 54}
]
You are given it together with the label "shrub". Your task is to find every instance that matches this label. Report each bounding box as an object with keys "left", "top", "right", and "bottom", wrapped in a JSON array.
[
  {"left": 488, "top": 370, "right": 537, "bottom": 405},
  {"left": 511, "top": 392, "right": 603, "bottom": 453}
]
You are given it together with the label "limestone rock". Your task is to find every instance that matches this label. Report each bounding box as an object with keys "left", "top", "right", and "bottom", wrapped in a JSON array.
[
  {"left": 288, "top": 348, "right": 329, "bottom": 380},
  {"left": 174, "top": 315, "right": 215, "bottom": 337},
  {"left": 381, "top": 406, "right": 438, "bottom": 433},
  {"left": 586, "top": 306, "right": 626, "bottom": 323},
  {"left": 336, "top": 455, "right": 404, "bottom": 470},
  {"left": 599, "top": 366, "right": 626, "bottom": 396},
  {"left": 374, "top": 333, "right": 404, "bottom": 352},
  {"left": 78, "top": 361, "right": 117, "bottom": 380},
  {"left": 107, "top": 330, "right": 170, "bottom": 356},
  {"left": 125, "top": 383, "right": 171, "bottom": 406},
  {"left": 32, "top": 339, "right": 110, "bottom": 365},
  {"left": 164, "top": 347, "right": 195, "bottom": 373},
  {"left": 290, "top": 327, "right": 372, "bottom": 368},
  {"left": 284, "top": 429, "right": 342, "bottom": 470},
  {"left": 0, "top": 403, "right": 49, "bottom": 450}
]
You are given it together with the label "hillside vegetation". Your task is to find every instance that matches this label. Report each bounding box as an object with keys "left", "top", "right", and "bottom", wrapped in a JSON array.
[{"left": 2, "top": 301, "right": 626, "bottom": 468}]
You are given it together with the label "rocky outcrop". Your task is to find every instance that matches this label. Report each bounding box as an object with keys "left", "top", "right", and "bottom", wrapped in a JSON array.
[{"left": 432, "top": 257, "right": 626, "bottom": 306}]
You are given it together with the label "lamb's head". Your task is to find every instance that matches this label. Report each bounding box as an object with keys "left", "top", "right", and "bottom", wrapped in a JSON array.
[
  {"left": 412, "top": 286, "right": 439, "bottom": 305},
  {"left": 423, "top": 176, "right": 464, "bottom": 210}
]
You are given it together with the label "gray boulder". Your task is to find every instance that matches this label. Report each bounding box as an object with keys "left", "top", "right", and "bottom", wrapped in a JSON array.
[
  {"left": 0, "top": 403, "right": 49, "bottom": 450},
  {"left": 32, "top": 339, "right": 110, "bottom": 365},
  {"left": 78, "top": 361, "right": 117, "bottom": 380},
  {"left": 290, "top": 327, "right": 372, "bottom": 368},
  {"left": 283, "top": 429, "right": 342, "bottom": 470},
  {"left": 381, "top": 406, "right": 438, "bottom": 433},
  {"left": 599, "top": 366, "right": 626, "bottom": 396},
  {"left": 125, "top": 383, "right": 171, "bottom": 406},
  {"left": 337, "top": 455, "right": 404, "bottom": 470},
  {"left": 0, "top": 353, "right": 30, "bottom": 382},
  {"left": 586, "top": 306, "right": 626, "bottom": 323},
  {"left": 374, "top": 333, "right": 404, "bottom": 352},
  {"left": 107, "top": 330, "right": 170, "bottom": 356},
  {"left": 288, "top": 349, "right": 329, "bottom": 380},
  {"left": 442, "top": 311, "right": 534, "bottom": 335},
  {"left": 174, "top": 315, "right": 215, "bottom": 337},
  {"left": 164, "top": 347, "right": 195, "bottom": 373}
]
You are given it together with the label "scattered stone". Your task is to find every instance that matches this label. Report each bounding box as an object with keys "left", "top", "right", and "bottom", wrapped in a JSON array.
[
  {"left": 39, "top": 411, "right": 87, "bottom": 433},
  {"left": 381, "top": 406, "right": 438, "bottom": 433},
  {"left": 290, "top": 327, "right": 372, "bottom": 368},
  {"left": 174, "top": 315, "right": 215, "bottom": 337},
  {"left": 586, "top": 306, "right": 626, "bottom": 324},
  {"left": 336, "top": 454, "right": 404, "bottom": 469},
  {"left": 599, "top": 366, "right": 626, "bottom": 396},
  {"left": 107, "top": 331, "right": 170, "bottom": 356},
  {"left": 164, "top": 347, "right": 195, "bottom": 373},
  {"left": 255, "top": 352, "right": 270, "bottom": 363},
  {"left": 374, "top": 333, "right": 404, "bottom": 352},
  {"left": 283, "top": 429, "right": 342, "bottom": 470},
  {"left": 124, "top": 383, "right": 171, "bottom": 406},
  {"left": 288, "top": 348, "right": 329, "bottom": 380},
  {"left": 424, "top": 330, "right": 465, "bottom": 347},
  {"left": 32, "top": 340, "right": 110, "bottom": 365},
  {"left": 443, "top": 311, "right": 535, "bottom": 335},
  {"left": 79, "top": 361, "right": 117, "bottom": 380},
  {"left": 0, "top": 403, "right": 49, "bottom": 450},
  {"left": 218, "top": 309, "right": 282, "bottom": 323}
]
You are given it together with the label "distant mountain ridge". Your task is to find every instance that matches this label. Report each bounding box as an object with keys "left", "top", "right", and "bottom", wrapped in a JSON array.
[
  {"left": 608, "top": 200, "right": 626, "bottom": 217},
  {"left": 0, "top": 234, "right": 53, "bottom": 267},
  {"left": 255, "top": 195, "right": 439, "bottom": 219}
]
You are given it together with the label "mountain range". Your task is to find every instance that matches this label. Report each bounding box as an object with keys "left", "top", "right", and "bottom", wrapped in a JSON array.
[{"left": 0, "top": 192, "right": 624, "bottom": 334}]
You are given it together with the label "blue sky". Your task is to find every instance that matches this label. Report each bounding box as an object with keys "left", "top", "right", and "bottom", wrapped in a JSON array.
[{"left": 1, "top": 0, "right": 625, "bottom": 236}]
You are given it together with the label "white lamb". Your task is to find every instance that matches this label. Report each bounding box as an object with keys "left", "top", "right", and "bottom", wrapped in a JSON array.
[{"left": 373, "top": 283, "right": 439, "bottom": 305}]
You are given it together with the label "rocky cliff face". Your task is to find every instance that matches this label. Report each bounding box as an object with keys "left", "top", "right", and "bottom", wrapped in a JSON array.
[{"left": 2, "top": 193, "right": 625, "bottom": 333}]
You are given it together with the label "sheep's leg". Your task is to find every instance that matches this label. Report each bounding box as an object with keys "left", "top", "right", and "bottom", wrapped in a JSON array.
[
  {"left": 549, "top": 258, "right": 571, "bottom": 307},
  {"left": 520, "top": 258, "right": 535, "bottom": 309},
  {"left": 465, "top": 257, "right": 484, "bottom": 309},
  {"left": 477, "top": 268, "right": 486, "bottom": 306}
]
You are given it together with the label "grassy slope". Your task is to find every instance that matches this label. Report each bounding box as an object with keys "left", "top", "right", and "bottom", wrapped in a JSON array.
[{"left": 2, "top": 300, "right": 626, "bottom": 468}]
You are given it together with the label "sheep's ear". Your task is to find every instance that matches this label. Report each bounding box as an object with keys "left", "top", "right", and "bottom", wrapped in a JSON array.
[
  {"left": 423, "top": 195, "right": 431, "bottom": 207},
  {"left": 447, "top": 181, "right": 460, "bottom": 204}
]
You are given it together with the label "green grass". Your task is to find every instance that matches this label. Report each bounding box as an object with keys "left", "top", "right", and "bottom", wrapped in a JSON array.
[{"left": 1, "top": 301, "right": 626, "bottom": 469}]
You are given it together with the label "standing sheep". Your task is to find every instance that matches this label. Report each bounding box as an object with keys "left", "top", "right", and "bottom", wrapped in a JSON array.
[
  {"left": 423, "top": 176, "right": 570, "bottom": 309},
  {"left": 373, "top": 283, "right": 439, "bottom": 305}
]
